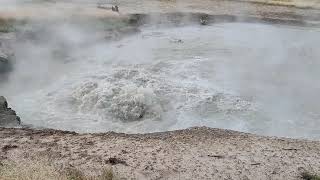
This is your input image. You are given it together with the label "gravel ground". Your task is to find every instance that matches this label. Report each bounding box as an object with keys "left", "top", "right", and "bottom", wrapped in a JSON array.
[{"left": 0, "top": 127, "right": 320, "bottom": 179}]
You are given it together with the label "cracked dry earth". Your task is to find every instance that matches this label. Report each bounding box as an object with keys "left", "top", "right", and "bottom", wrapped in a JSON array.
[{"left": 0, "top": 127, "right": 319, "bottom": 179}]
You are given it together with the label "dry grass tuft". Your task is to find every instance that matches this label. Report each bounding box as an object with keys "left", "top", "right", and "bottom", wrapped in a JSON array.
[
  {"left": 65, "top": 168, "right": 86, "bottom": 180},
  {"left": 100, "top": 168, "right": 116, "bottom": 180},
  {"left": 0, "top": 160, "right": 118, "bottom": 180},
  {"left": 0, "top": 160, "right": 66, "bottom": 180}
]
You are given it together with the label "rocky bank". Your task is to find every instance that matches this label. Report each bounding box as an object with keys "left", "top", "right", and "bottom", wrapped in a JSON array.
[{"left": 0, "top": 96, "right": 20, "bottom": 127}]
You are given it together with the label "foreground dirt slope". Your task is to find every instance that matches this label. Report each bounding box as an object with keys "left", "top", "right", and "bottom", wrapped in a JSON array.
[{"left": 0, "top": 127, "right": 319, "bottom": 179}]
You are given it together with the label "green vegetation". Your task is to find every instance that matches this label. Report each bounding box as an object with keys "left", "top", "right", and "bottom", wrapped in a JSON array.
[
  {"left": 0, "top": 15, "right": 138, "bottom": 34},
  {"left": 65, "top": 168, "right": 86, "bottom": 180},
  {"left": 0, "top": 18, "right": 15, "bottom": 33},
  {"left": 301, "top": 171, "right": 320, "bottom": 180},
  {"left": 65, "top": 168, "right": 117, "bottom": 180},
  {"left": 100, "top": 168, "right": 116, "bottom": 180},
  {"left": 0, "top": 18, "right": 26, "bottom": 33},
  {"left": 75, "top": 16, "right": 137, "bottom": 32}
]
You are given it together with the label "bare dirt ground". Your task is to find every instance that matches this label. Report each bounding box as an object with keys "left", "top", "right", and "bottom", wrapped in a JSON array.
[{"left": 0, "top": 127, "right": 320, "bottom": 179}]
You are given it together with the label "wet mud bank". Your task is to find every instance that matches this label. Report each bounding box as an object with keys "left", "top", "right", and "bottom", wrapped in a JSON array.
[{"left": 128, "top": 12, "right": 317, "bottom": 27}]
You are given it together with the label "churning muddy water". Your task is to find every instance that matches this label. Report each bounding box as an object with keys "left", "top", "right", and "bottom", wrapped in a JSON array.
[{"left": 1, "top": 22, "right": 320, "bottom": 139}]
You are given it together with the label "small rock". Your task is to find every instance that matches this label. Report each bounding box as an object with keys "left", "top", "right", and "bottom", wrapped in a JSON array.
[
  {"left": 2, "top": 145, "right": 18, "bottom": 152},
  {"left": 121, "top": 149, "right": 128, "bottom": 154},
  {"left": 105, "top": 157, "right": 128, "bottom": 166},
  {"left": 0, "top": 96, "right": 8, "bottom": 111},
  {"left": 0, "top": 51, "right": 12, "bottom": 74},
  {"left": 0, "top": 96, "right": 20, "bottom": 127}
]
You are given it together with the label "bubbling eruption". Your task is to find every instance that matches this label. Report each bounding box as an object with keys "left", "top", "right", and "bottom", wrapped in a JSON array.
[
  {"left": 110, "top": 85, "right": 162, "bottom": 122},
  {"left": 72, "top": 80, "right": 163, "bottom": 122},
  {"left": 63, "top": 62, "right": 255, "bottom": 133}
]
